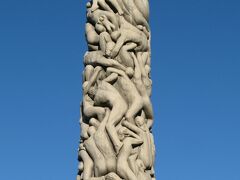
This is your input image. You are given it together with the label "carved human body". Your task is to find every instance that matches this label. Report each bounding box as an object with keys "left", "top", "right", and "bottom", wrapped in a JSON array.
[
  {"left": 106, "top": 67, "right": 144, "bottom": 124},
  {"left": 92, "top": 109, "right": 117, "bottom": 173},
  {"left": 117, "top": 132, "right": 143, "bottom": 180},
  {"left": 110, "top": 16, "right": 149, "bottom": 58},
  {"left": 122, "top": 118, "right": 154, "bottom": 169},
  {"left": 93, "top": 81, "right": 128, "bottom": 154}
]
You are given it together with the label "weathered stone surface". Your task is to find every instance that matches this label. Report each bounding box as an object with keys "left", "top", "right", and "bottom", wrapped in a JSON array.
[{"left": 77, "top": 0, "right": 155, "bottom": 179}]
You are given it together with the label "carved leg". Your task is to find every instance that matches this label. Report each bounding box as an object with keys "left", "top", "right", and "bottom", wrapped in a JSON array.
[
  {"left": 98, "top": 0, "right": 113, "bottom": 12},
  {"left": 85, "top": 138, "right": 107, "bottom": 176},
  {"left": 128, "top": 153, "right": 138, "bottom": 174},
  {"left": 79, "top": 149, "right": 94, "bottom": 180},
  {"left": 106, "top": 0, "right": 123, "bottom": 15},
  {"left": 99, "top": 32, "right": 113, "bottom": 54},
  {"left": 125, "top": 98, "right": 143, "bottom": 124},
  {"left": 106, "top": 104, "right": 127, "bottom": 154},
  {"left": 85, "top": 65, "right": 94, "bottom": 81},
  {"left": 83, "top": 104, "right": 105, "bottom": 122},
  {"left": 118, "top": 43, "right": 137, "bottom": 67},
  {"left": 90, "top": 0, "right": 99, "bottom": 12}
]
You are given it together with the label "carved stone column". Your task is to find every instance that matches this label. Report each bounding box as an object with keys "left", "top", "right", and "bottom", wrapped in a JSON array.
[{"left": 77, "top": 0, "right": 155, "bottom": 179}]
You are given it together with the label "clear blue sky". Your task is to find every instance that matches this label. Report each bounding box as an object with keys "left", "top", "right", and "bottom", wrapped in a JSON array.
[{"left": 0, "top": 0, "right": 240, "bottom": 179}]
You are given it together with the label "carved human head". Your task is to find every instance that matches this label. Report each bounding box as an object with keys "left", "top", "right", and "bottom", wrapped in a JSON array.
[
  {"left": 135, "top": 116, "right": 145, "bottom": 127},
  {"left": 88, "top": 86, "right": 97, "bottom": 99},
  {"left": 117, "top": 127, "right": 128, "bottom": 141},
  {"left": 137, "top": 25, "right": 144, "bottom": 31},
  {"left": 86, "top": 2, "right": 91, "bottom": 8},
  {"left": 136, "top": 159, "right": 146, "bottom": 172},
  {"left": 143, "top": 78, "right": 152, "bottom": 96},
  {"left": 98, "top": 16, "right": 105, "bottom": 23}
]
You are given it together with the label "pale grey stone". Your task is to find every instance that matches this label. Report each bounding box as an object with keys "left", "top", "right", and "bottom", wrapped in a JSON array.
[{"left": 77, "top": 0, "right": 156, "bottom": 179}]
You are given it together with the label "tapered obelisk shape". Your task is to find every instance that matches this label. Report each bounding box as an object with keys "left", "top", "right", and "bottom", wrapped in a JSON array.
[{"left": 77, "top": 0, "right": 155, "bottom": 179}]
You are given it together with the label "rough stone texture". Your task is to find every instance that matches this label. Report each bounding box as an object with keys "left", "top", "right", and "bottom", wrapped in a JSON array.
[{"left": 77, "top": 0, "right": 155, "bottom": 179}]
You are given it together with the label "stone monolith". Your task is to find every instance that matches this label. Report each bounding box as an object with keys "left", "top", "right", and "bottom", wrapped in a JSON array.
[{"left": 77, "top": 0, "right": 155, "bottom": 179}]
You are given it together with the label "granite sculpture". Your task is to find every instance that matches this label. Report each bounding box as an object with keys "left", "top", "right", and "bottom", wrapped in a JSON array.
[{"left": 77, "top": 0, "right": 155, "bottom": 179}]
